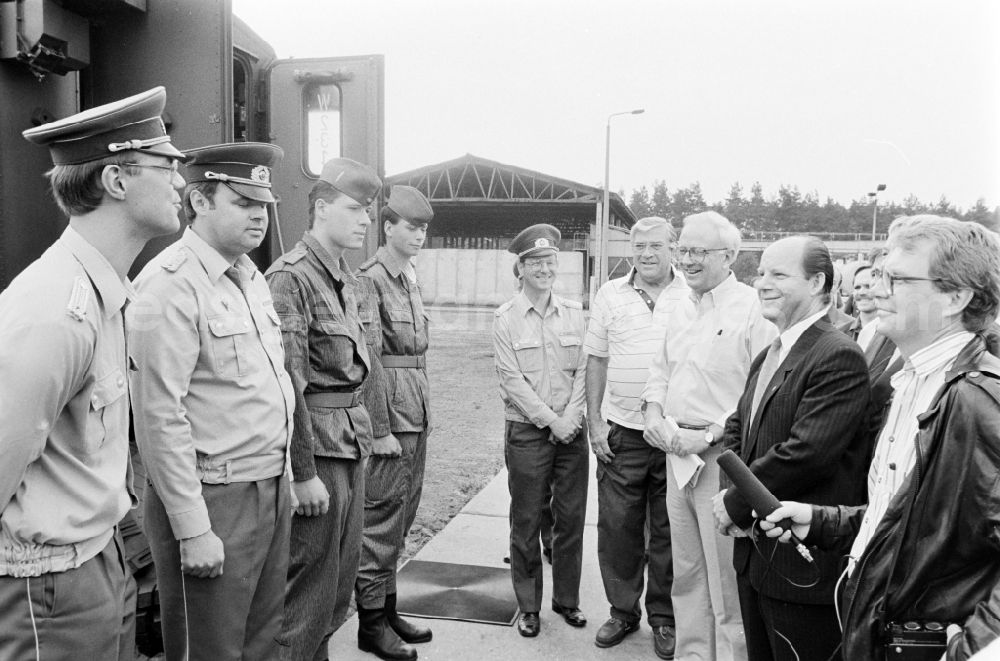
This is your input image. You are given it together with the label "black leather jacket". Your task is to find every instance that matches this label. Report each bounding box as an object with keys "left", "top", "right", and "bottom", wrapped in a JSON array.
[{"left": 808, "top": 334, "right": 1000, "bottom": 660}]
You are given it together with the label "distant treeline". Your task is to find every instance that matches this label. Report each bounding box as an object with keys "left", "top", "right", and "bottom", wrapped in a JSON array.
[{"left": 626, "top": 181, "right": 1000, "bottom": 234}]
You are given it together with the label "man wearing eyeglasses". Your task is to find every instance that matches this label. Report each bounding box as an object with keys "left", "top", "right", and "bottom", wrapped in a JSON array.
[
  {"left": 711, "top": 235, "right": 871, "bottom": 661},
  {"left": 641, "top": 212, "right": 776, "bottom": 661},
  {"left": 129, "top": 143, "right": 296, "bottom": 660},
  {"left": 493, "top": 224, "right": 588, "bottom": 639},
  {"left": 584, "top": 216, "right": 691, "bottom": 658},
  {"left": 0, "top": 87, "right": 186, "bottom": 661},
  {"left": 759, "top": 216, "right": 1000, "bottom": 660}
]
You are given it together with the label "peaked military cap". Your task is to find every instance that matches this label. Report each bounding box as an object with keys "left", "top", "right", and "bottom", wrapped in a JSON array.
[
  {"left": 319, "top": 157, "right": 382, "bottom": 206},
  {"left": 184, "top": 142, "right": 283, "bottom": 203},
  {"left": 508, "top": 224, "right": 561, "bottom": 259},
  {"left": 22, "top": 86, "right": 186, "bottom": 165},
  {"left": 387, "top": 185, "right": 433, "bottom": 224}
]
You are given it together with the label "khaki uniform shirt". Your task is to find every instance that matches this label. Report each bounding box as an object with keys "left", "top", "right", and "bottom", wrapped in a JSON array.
[
  {"left": 129, "top": 228, "right": 294, "bottom": 540},
  {"left": 266, "top": 233, "right": 388, "bottom": 481},
  {"left": 357, "top": 247, "right": 430, "bottom": 434},
  {"left": 0, "top": 227, "right": 133, "bottom": 576},
  {"left": 493, "top": 291, "right": 586, "bottom": 427}
]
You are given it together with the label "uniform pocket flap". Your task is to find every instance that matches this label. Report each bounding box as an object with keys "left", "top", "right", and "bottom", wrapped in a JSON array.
[
  {"left": 208, "top": 314, "right": 251, "bottom": 337},
  {"left": 278, "top": 313, "right": 306, "bottom": 333},
  {"left": 512, "top": 338, "right": 542, "bottom": 350},
  {"left": 91, "top": 370, "right": 126, "bottom": 410},
  {"left": 558, "top": 334, "right": 582, "bottom": 347},
  {"left": 386, "top": 308, "right": 414, "bottom": 323},
  {"left": 312, "top": 319, "right": 351, "bottom": 337}
]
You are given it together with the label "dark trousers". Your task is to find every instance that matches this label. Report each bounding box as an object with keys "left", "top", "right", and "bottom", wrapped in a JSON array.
[
  {"left": 357, "top": 429, "right": 427, "bottom": 609},
  {"left": 403, "top": 428, "right": 428, "bottom": 539},
  {"left": 282, "top": 456, "right": 366, "bottom": 661},
  {"left": 505, "top": 420, "right": 588, "bottom": 612},
  {"left": 737, "top": 575, "right": 842, "bottom": 661},
  {"left": 596, "top": 422, "right": 674, "bottom": 626},
  {"left": 146, "top": 476, "right": 290, "bottom": 661},
  {"left": 0, "top": 534, "right": 134, "bottom": 661}
]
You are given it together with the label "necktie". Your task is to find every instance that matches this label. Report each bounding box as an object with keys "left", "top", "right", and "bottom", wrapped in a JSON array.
[
  {"left": 750, "top": 337, "right": 783, "bottom": 422},
  {"left": 225, "top": 266, "right": 247, "bottom": 293}
]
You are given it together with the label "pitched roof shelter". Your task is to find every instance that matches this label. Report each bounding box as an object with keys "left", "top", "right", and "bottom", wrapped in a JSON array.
[{"left": 386, "top": 153, "right": 636, "bottom": 252}]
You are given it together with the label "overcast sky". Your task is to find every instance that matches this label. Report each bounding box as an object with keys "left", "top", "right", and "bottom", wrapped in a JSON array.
[{"left": 233, "top": 0, "right": 999, "bottom": 210}]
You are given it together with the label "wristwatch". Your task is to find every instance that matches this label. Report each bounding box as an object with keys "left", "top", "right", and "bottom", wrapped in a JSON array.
[{"left": 704, "top": 429, "right": 718, "bottom": 447}]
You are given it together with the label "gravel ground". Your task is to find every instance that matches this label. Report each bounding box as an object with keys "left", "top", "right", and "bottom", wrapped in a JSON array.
[{"left": 403, "top": 307, "right": 507, "bottom": 559}]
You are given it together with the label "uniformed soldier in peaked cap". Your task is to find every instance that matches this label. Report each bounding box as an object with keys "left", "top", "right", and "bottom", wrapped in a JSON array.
[
  {"left": 509, "top": 223, "right": 561, "bottom": 259},
  {"left": 128, "top": 141, "right": 295, "bottom": 660},
  {"left": 0, "top": 86, "right": 185, "bottom": 660},
  {"left": 353, "top": 185, "right": 436, "bottom": 657},
  {"left": 493, "top": 223, "right": 590, "bottom": 639},
  {"left": 265, "top": 158, "right": 397, "bottom": 660}
]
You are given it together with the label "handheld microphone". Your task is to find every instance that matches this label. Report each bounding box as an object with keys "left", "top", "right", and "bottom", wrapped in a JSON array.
[{"left": 717, "top": 450, "right": 813, "bottom": 563}]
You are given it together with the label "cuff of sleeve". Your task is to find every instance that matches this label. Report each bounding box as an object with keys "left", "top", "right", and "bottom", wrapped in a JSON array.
[
  {"left": 805, "top": 504, "right": 837, "bottom": 547},
  {"left": 291, "top": 446, "right": 318, "bottom": 482},
  {"left": 370, "top": 419, "right": 392, "bottom": 439},
  {"left": 168, "top": 502, "right": 212, "bottom": 540},
  {"left": 534, "top": 410, "right": 559, "bottom": 428}
]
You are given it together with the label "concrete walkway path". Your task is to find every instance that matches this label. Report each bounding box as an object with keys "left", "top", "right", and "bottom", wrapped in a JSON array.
[{"left": 327, "top": 453, "right": 662, "bottom": 661}]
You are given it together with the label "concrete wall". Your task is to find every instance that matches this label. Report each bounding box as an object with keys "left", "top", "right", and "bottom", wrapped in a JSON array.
[{"left": 415, "top": 249, "right": 586, "bottom": 307}]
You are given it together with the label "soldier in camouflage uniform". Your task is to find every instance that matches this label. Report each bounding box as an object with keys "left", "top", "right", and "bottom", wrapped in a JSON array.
[{"left": 354, "top": 185, "right": 435, "bottom": 660}]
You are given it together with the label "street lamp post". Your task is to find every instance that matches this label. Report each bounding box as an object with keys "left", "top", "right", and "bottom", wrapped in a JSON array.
[
  {"left": 599, "top": 108, "right": 644, "bottom": 288},
  {"left": 868, "top": 183, "right": 887, "bottom": 241}
]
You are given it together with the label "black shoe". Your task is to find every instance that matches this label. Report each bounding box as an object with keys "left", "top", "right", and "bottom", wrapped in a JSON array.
[
  {"left": 517, "top": 612, "right": 540, "bottom": 637},
  {"left": 385, "top": 593, "right": 433, "bottom": 644},
  {"left": 542, "top": 547, "right": 552, "bottom": 564},
  {"left": 551, "top": 601, "right": 587, "bottom": 627},
  {"left": 357, "top": 606, "right": 418, "bottom": 660},
  {"left": 595, "top": 617, "right": 639, "bottom": 648},
  {"left": 653, "top": 625, "right": 676, "bottom": 660}
]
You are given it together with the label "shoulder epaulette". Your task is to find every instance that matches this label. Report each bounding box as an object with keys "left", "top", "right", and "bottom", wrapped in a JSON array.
[
  {"left": 495, "top": 300, "right": 513, "bottom": 317},
  {"left": 160, "top": 249, "right": 188, "bottom": 273},
  {"left": 358, "top": 255, "right": 378, "bottom": 271},
  {"left": 280, "top": 247, "right": 307, "bottom": 265},
  {"left": 562, "top": 299, "right": 583, "bottom": 310},
  {"left": 66, "top": 276, "right": 90, "bottom": 322}
]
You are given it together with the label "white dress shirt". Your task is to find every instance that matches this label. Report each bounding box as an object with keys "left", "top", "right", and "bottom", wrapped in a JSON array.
[{"left": 847, "top": 330, "right": 974, "bottom": 573}]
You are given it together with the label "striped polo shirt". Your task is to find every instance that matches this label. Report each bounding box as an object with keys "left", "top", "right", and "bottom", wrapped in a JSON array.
[{"left": 584, "top": 267, "right": 692, "bottom": 429}]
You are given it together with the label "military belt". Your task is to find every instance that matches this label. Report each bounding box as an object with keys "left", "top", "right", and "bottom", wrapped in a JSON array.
[
  {"left": 380, "top": 355, "right": 426, "bottom": 368},
  {"left": 305, "top": 390, "right": 362, "bottom": 408}
]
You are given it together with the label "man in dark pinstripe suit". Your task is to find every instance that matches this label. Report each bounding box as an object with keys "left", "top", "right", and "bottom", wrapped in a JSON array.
[{"left": 712, "top": 236, "right": 871, "bottom": 661}]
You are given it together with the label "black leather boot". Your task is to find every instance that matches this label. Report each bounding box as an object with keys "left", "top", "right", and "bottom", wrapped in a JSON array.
[
  {"left": 385, "top": 593, "right": 433, "bottom": 644},
  {"left": 357, "top": 604, "right": 418, "bottom": 660}
]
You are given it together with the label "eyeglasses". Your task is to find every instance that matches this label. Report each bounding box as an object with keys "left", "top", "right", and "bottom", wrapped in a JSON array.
[
  {"left": 870, "top": 268, "right": 946, "bottom": 295},
  {"left": 673, "top": 246, "right": 728, "bottom": 264},
  {"left": 522, "top": 258, "right": 557, "bottom": 272},
  {"left": 123, "top": 162, "right": 180, "bottom": 176}
]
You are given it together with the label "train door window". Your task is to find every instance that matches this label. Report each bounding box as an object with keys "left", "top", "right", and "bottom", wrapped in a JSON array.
[
  {"left": 304, "top": 83, "right": 342, "bottom": 175},
  {"left": 233, "top": 52, "right": 251, "bottom": 141}
]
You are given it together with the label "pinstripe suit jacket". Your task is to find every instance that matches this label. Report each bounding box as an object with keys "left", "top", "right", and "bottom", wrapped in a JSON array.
[{"left": 722, "top": 319, "right": 873, "bottom": 605}]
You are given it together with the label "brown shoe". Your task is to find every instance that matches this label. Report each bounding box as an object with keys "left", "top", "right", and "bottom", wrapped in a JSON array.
[
  {"left": 653, "top": 624, "right": 676, "bottom": 660},
  {"left": 595, "top": 617, "right": 639, "bottom": 648},
  {"left": 517, "top": 612, "right": 540, "bottom": 637},
  {"left": 551, "top": 601, "right": 587, "bottom": 627}
]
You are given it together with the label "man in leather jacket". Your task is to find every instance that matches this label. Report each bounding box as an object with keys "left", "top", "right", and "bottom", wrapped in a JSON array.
[{"left": 760, "top": 216, "right": 1000, "bottom": 660}]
